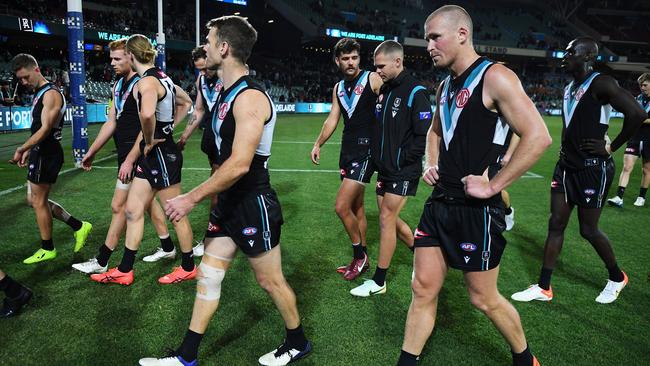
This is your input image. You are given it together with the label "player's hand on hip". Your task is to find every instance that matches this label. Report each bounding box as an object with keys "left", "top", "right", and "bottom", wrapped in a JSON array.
[
  {"left": 579, "top": 138, "right": 610, "bottom": 156},
  {"left": 310, "top": 145, "right": 320, "bottom": 165},
  {"left": 423, "top": 165, "right": 439, "bottom": 186},
  {"left": 118, "top": 161, "right": 134, "bottom": 184},
  {"left": 144, "top": 138, "right": 166, "bottom": 156},
  {"left": 165, "top": 193, "right": 195, "bottom": 222},
  {"left": 462, "top": 168, "right": 495, "bottom": 199}
]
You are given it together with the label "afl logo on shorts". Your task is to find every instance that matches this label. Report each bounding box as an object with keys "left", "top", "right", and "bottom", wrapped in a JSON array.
[
  {"left": 455, "top": 88, "right": 470, "bottom": 108},
  {"left": 218, "top": 103, "right": 229, "bottom": 120},
  {"left": 460, "top": 243, "right": 477, "bottom": 252},
  {"left": 354, "top": 84, "right": 364, "bottom": 95},
  {"left": 242, "top": 227, "right": 257, "bottom": 236}
]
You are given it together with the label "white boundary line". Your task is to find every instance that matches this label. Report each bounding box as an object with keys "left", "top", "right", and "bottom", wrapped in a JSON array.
[{"left": 0, "top": 154, "right": 116, "bottom": 197}]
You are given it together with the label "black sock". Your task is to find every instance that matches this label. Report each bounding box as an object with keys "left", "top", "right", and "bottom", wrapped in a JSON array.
[
  {"left": 41, "top": 239, "right": 54, "bottom": 251},
  {"left": 286, "top": 324, "right": 308, "bottom": 350},
  {"left": 512, "top": 345, "right": 533, "bottom": 366},
  {"left": 372, "top": 266, "right": 388, "bottom": 286},
  {"left": 397, "top": 350, "right": 420, "bottom": 366},
  {"left": 352, "top": 243, "right": 363, "bottom": 259},
  {"left": 538, "top": 267, "right": 553, "bottom": 290},
  {"left": 160, "top": 235, "right": 174, "bottom": 252},
  {"left": 607, "top": 264, "right": 624, "bottom": 282},
  {"left": 177, "top": 329, "right": 203, "bottom": 362},
  {"left": 640, "top": 188, "right": 648, "bottom": 199},
  {"left": 617, "top": 186, "right": 626, "bottom": 199},
  {"left": 96, "top": 244, "right": 113, "bottom": 267},
  {"left": 66, "top": 216, "right": 83, "bottom": 231},
  {"left": 505, "top": 206, "right": 513, "bottom": 215},
  {"left": 118, "top": 248, "right": 137, "bottom": 273},
  {"left": 181, "top": 251, "right": 195, "bottom": 272},
  {"left": 362, "top": 246, "right": 367, "bottom": 254},
  {"left": 0, "top": 275, "right": 23, "bottom": 298}
]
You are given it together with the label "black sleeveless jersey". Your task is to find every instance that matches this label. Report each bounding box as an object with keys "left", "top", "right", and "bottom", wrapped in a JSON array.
[
  {"left": 138, "top": 67, "right": 176, "bottom": 141},
  {"left": 560, "top": 72, "right": 612, "bottom": 170},
  {"left": 633, "top": 94, "right": 650, "bottom": 141},
  {"left": 31, "top": 82, "right": 65, "bottom": 151},
  {"left": 113, "top": 74, "right": 141, "bottom": 156},
  {"left": 199, "top": 73, "right": 222, "bottom": 128},
  {"left": 212, "top": 76, "right": 276, "bottom": 197},
  {"left": 434, "top": 57, "right": 509, "bottom": 203},
  {"left": 335, "top": 70, "right": 376, "bottom": 158}
]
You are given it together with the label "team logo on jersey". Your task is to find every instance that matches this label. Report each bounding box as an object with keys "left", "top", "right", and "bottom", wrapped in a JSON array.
[
  {"left": 456, "top": 88, "right": 471, "bottom": 108},
  {"left": 584, "top": 189, "right": 596, "bottom": 196},
  {"left": 482, "top": 251, "right": 490, "bottom": 261},
  {"left": 414, "top": 228, "right": 429, "bottom": 239},
  {"left": 354, "top": 84, "right": 364, "bottom": 95},
  {"left": 242, "top": 227, "right": 257, "bottom": 236},
  {"left": 460, "top": 243, "right": 477, "bottom": 252},
  {"left": 218, "top": 102, "right": 229, "bottom": 120},
  {"left": 207, "top": 222, "right": 221, "bottom": 232}
]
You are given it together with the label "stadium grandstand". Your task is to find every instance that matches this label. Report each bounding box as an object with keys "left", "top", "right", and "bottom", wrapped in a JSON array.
[{"left": 0, "top": 1, "right": 648, "bottom": 365}]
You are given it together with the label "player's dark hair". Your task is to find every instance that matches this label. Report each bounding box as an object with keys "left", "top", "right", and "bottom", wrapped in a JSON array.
[
  {"left": 333, "top": 38, "right": 361, "bottom": 58},
  {"left": 192, "top": 46, "right": 207, "bottom": 61},
  {"left": 11, "top": 53, "right": 38, "bottom": 71},
  {"left": 206, "top": 16, "right": 257, "bottom": 64}
]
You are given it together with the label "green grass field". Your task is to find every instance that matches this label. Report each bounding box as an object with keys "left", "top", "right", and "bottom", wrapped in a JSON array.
[{"left": 0, "top": 115, "right": 648, "bottom": 365}]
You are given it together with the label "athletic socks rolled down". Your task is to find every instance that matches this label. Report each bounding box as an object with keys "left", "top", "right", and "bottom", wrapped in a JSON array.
[
  {"left": 177, "top": 329, "right": 203, "bottom": 362},
  {"left": 0, "top": 275, "right": 22, "bottom": 298},
  {"left": 41, "top": 239, "right": 54, "bottom": 251},
  {"left": 372, "top": 266, "right": 388, "bottom": 287},
  {"left": 160, "top": 235, "right": 174, "bottom": 252},
  {"left": 397, "top": 350, "right": 419, "bottom": 366},
  {"left": 66, "top": 216, "right": 83, "bottom": 231},
  {"left": 286, "top": 324, "right": 308, "bottom": 350},
  {"left": 118, "top": 248, "right": 137, "bottom": 273},
  {"left": 181, "top": 251, "right": 195, "bottom": 272},
  {"left": 352, "top": 242, "right": 363, "bottom": 259},
  {"left": 538, "top": 267, "right": 553, "bottom": 291},
  {"left": 96, "top": 244, "right": 113, "bottom": 267},
  {"left": 511, "top": 345, "right": 533, "bottom": 366}
]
